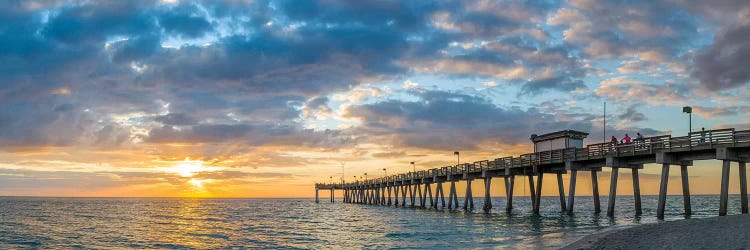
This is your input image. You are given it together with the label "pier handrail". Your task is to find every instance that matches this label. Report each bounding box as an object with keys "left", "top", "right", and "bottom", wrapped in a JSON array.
[{"left": 329, "top": 128, "right": 750, "bottom": 187}]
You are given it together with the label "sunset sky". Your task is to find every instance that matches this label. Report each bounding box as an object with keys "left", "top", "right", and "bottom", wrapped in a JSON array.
[{"left": 1, "top": 0, "right": 750, "bottom": 198}]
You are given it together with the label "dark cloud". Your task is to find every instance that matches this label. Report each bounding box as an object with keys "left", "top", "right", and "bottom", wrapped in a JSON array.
[
  {"left": 618, "top": 104, "right": 647, "bottom": 123},
  {"left": 157, "top": 3, "right": 214, "bottom": 38},
  {"left": 344, "top": 90, "right": 593, "bottom": 150},
  {"left": 153, "top": 113, "right": 200, "bottom": 126},
  {"left": 692, "top": 20, "right": 750, "bottom": 91}
]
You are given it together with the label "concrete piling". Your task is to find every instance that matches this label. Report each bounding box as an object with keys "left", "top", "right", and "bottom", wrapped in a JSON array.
[
  {"left": 506, "top": 176, "right": 514, "bottom": 213},
  {"left": 741, "top": 162, "right": 748, "bottom": 214},
  {"left": 567, "top": 170, "right": 577, "bottom": 215},
  {"left": 720, "top": 160, "right": 730, "bottom": 216},
  {"left": 681, "top": 165, "right": 691, "bottom": 216},
  {"left": 657, "top": 163, "right": 670, "bottom": 219},
  {"left": 591, "top": 170, "right": 600, "bottom": 213},
  {"left": 556, "top": 172, "right": 566, "bottom": 212},
  {"left": 533, "top": 173, "right": 543, "bottom": 214},
  {"left": 483, "top": 177, "right": 492, "bottom": 212},
  {"left": 632, "top": 168, "right": 642, "bottom": 215},
  {"left": 607, "top": 168, "right": 618, "bottom": 217}
]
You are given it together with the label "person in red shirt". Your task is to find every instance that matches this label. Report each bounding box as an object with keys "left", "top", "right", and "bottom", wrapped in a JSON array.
[{"left": 623, "top": 133, "right": 632, "bottom": 144}]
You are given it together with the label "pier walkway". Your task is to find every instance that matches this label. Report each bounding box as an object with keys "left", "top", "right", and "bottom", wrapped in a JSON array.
[{"left": 315, "top": 128, "right": 750, "bottom": 219}]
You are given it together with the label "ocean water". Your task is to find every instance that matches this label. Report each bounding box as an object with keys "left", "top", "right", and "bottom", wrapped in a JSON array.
[{"left": 0, "top": 195, "right": 747, "bottom": 249}]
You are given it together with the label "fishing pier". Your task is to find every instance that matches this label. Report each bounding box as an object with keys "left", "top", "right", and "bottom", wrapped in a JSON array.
[{"left": 315, "top": 128, "right": 750, "bottom": 219}]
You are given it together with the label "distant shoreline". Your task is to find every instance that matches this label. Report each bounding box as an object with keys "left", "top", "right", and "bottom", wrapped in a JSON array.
[{"left": 561, "top": 214, "right": 750, "bottom": 249}]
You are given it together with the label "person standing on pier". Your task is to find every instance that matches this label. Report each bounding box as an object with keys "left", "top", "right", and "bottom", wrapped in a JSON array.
[
  {"left": 623, "top": 134, "right": 631, "bottom": 144},
  {"left": 610, "top": 136, "right": 618, "bottom": 151}
]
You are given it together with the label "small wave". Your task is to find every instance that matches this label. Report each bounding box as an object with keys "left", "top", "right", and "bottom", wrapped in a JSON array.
[{"left": 187, "top": 233, "right": 230, "bottom": 240}]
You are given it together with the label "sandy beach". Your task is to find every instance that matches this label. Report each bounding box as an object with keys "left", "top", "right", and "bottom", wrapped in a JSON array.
[{"left": 563, "top": 214, "right": 750, "bottom": 249}]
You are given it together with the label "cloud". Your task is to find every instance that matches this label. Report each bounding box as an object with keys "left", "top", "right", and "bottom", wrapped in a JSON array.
[
  {"left": 692, "top": 17, "right": 750, "bottom": 91},
  {"left": 595, "top": 77, "right": 690, "bottom": 105},
  {"left": 343, "top": 89, "right": 594, "bottom": 150}
]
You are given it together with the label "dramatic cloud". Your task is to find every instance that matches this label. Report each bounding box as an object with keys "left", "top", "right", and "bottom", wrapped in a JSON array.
[
  {"left": 0, "top": 0, "right": 748, "bottom": 196},
  {"left": 692, "top": 18, "right": 750, "bottom": 91}
]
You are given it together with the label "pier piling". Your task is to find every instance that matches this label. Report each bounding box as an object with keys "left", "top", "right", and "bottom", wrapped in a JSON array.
[
  {"left": 658, "top": 163, "right": 670, "bottom": 219},
  {"left": 528, "top": 175, "right": 536, "bottom": 213},
  {"left": 741, "top": 162, "right": 748, "bottom": 214},
  {"left": 506, "top": 176, "right": 515, "bottom": 212},
  {"left": 681, "top": 165, "right": 691, "bottom": 216},
  {"left": 607, "top": 168, "right": 618, "bottom": 217},
  {"left": 533, "top": 173, "right": 543, "bottom": 214},
  {"left": 483, "top": 177, "right": 492, "bottom": 212},
  {"left": 557, "top": 172, "right": 566, "bottom": 212},
  {"left": 632, "top": 168, "right": 642, "bottom": 215},
  {"left": 720, "top": 160, "right": 730, "bottom": 216},
  {"left": 591, "top": 170, "right": 600, "bottom": 213},
  {"left": 567, "top": 170, "right": 577, "bottom": 215},
  {"left": 464, "top": 179, "right": 473, "bottom": 210}
]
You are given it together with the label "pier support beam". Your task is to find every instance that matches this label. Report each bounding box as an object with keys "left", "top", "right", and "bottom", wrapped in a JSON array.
[
  {"left": 557, "top": 172, "right": 566, "bottom": 212},
  {"left": 607, "top": 168, "right": 618, "bottom": 217},
  {"left": 401, "top": 185, "right": 407, "bottom": 207},
  {"left": 741, "top": 162, "right": 748, "bottom": 214},
  {"left": 592, "top": 170, "right": 600, "bottom": 213},
  {"left": 720, "top": 160, "right": 730, "bottom": 216},
  {"left": 464, "top": 179, "right": 474, "bottom": 210},
  {"left": 331, "top": 188, "right": 334, "bottom": 203},
  {"left": 506, "top": 176, "right": 515, "bottom": 213},
  {"left": 658, "top": 163, "right": 670, "bottom": 219},
  {"left": 387, "top": 186, "right": 392, "bottom": 206},
  {"left": 417, "top": 183, "right": 423, "bottom": 208},
  {"left": 436, "top": 182, "right": 445, "bottom": 208},
  {"left": 315, "top": 188, "right": 319, "bottom": 203},
  {"left": 567, "top": 170, "right": 576, "bottom": 215},
  {"left": 410, "top": 183, "right": 417, "bottom": 207},
  {"left": 483, "top": 177, "right": 492, "bottom": 212},
  {"left": 393, "top": 186, "right": 399, "bottom": 206},
  {"left": 448, "top": 181, "right": 456, "bottom": 209},
  {"left": 426, "top": 183, "right": 434, "bottom": 208},
  {"left": 632, "top": 169, "right": 642, "bottom": 215},
  {"left": 681, "top": 165, "right": 691, "bottom": 216},
  {"left": 533, "top": 173, "right": 543, "bottom": 214},
  {"left": 528, "top": 175, "right": 536, "bottom": 213}
]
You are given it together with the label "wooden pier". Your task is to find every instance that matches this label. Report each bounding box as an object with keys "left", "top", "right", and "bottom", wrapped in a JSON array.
[{"left": 315, "top": 128, "right": 750, "bottom": 219}]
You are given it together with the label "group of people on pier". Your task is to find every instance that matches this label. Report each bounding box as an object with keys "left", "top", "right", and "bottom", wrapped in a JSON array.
[{"left": 610, "top": 132, "right": 644, "bottom": 146}]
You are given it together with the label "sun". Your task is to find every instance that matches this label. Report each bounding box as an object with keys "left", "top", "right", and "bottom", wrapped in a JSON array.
[{"left": 173, "top": 157, "right": 203, "bottom": 177}]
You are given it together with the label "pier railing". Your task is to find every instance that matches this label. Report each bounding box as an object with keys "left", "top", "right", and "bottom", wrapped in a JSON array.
[{"left": 317, "top": 128, "right": 750, "bottom": 188}]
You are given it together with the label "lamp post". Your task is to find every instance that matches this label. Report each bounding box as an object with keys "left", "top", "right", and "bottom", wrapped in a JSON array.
[
  {"left": 683, "top": 106, "right": 692, "bottom": 135},
  {"left": 454, "top": 151, "right": 460, "bottom": 165},
  {"left": 410, "top": 161, "right": 415, "bottom": 172},
  {"left": 364, "top": 173, "right": 367, "bottom": 181},
  {"left": 329, "top": 176, "right": 332, "bottom": 184},
  {"left": 383, "top": 168, "right": 387, "bottom": 177},
  {"left": 341, "top": 163, "right": 345, "bottom": 184}
]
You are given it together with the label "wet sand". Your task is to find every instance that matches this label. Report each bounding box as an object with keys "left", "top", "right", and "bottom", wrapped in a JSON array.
[{"left": 562, "top": 214, "right": 750, "bottom": 249}]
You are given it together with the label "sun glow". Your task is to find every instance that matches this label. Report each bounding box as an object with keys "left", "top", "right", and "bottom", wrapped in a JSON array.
[{"left": 172, "top": 157, "right": 203, "bottom": 177}]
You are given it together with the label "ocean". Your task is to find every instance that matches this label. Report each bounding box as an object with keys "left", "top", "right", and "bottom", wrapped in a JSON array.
[{"left": 0, "top": 195, "right": 746, "bottom": 249}]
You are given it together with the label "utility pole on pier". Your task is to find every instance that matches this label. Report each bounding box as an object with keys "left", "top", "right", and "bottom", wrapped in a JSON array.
[{"left": 454, "top": 151, "right": 460, "bottom": 165}]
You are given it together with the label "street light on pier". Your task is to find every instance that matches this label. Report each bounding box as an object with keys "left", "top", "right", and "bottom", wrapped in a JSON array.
[
  {"left": 683, "top": 106, "right": 692, "bottom": 135},
  {"left": 364, "top": 173, "right": 367, "bottom": 181},
  {"left": 410, "top": 161, "right": 415, "bottom": 172},
  {"left": 383, "top": 168, "right": 387, "bottom": 177},
  {"left": 454, "top": 151, "right": 460, "bottom": 165}
]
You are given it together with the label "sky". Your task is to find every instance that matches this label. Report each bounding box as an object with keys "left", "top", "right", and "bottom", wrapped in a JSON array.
[{"left": 1, "top": 0, "right": 750, "bottom": 198}]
